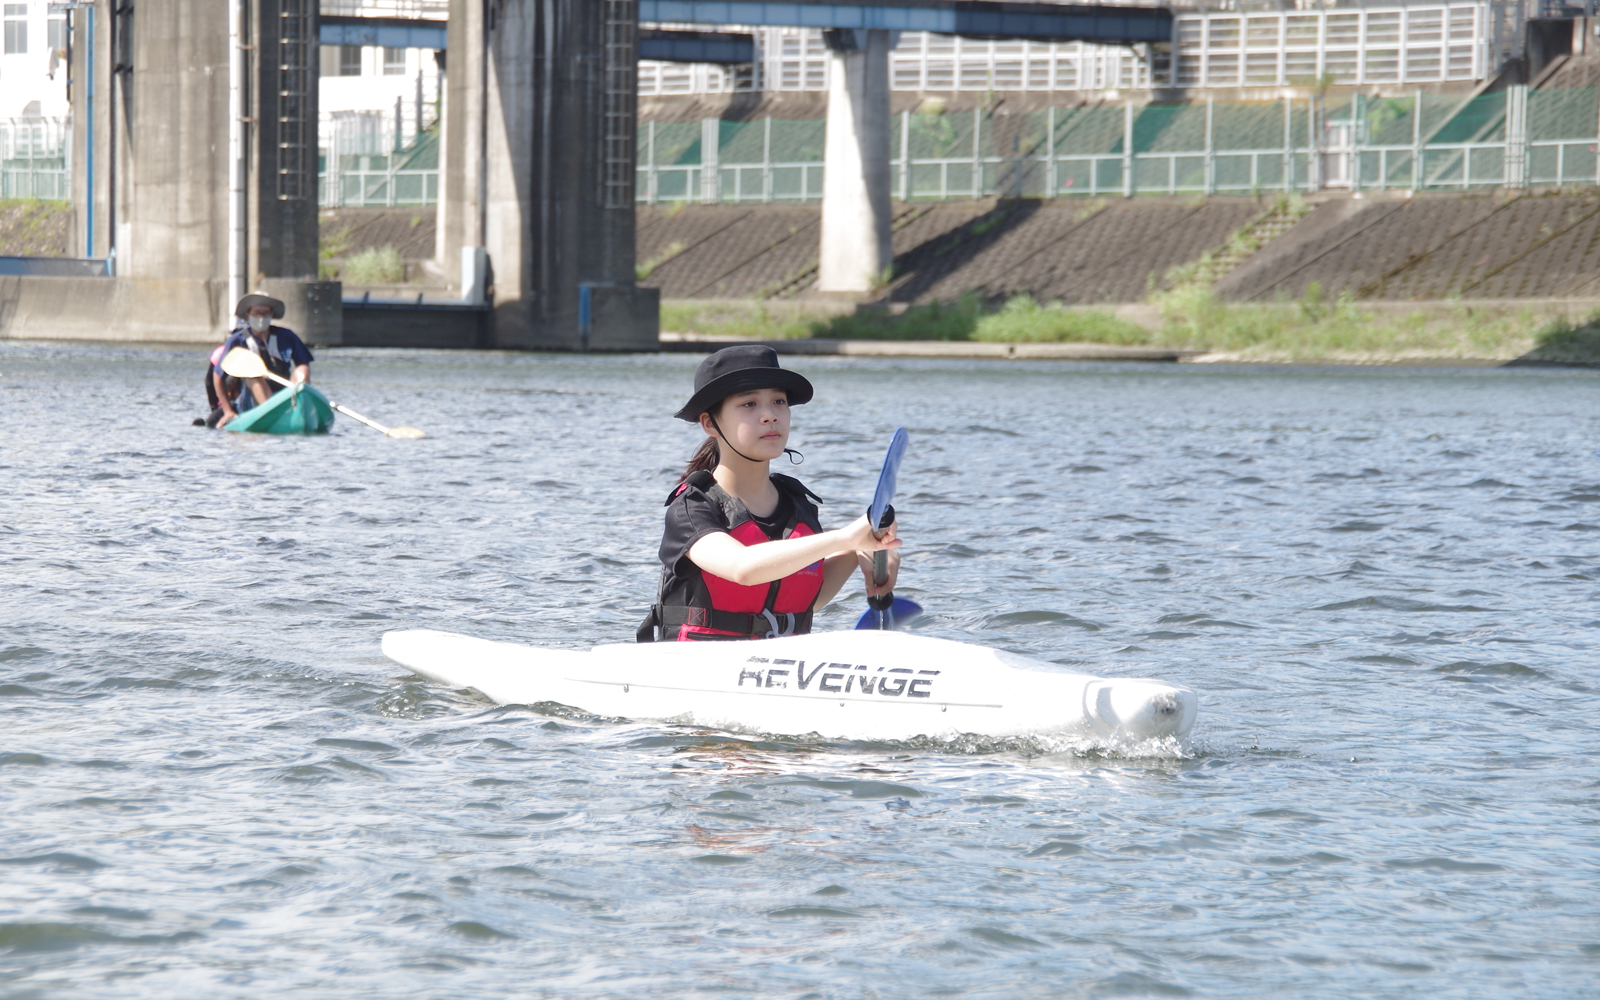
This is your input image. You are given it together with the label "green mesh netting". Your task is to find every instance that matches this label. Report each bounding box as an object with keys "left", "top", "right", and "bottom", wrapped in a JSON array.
[
  {"left": 394, "top": 130, "right": 438, "bottom": 171},
  {"left": 641, "top": 121, "right": 703, "bottom": 167},
  {"left": 767, "top": 120, "right": 826, "bottom": 162},
  {"left": 1528, "top": 87, "right": 1600, "bottom": 142},
  {"left": 632, "top": 94, "right": 1600, "bottom": 201},
  {"left": 1363, "top": 97, "right": 1417, "bottom": 146},
  {"left": 1051, "top": 107, "right": 1127, "bottom": 156},
  {"left": 1430, "top": 91, "right": 1507, "bottom": 143},
  {"left": 1417, "top": 92, "right": 1467, "bottom": 140}
]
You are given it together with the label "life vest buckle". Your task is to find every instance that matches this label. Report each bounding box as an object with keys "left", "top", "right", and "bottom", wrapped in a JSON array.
[{"left": 760, "top": 609, "right": 796, "bottom": 639}]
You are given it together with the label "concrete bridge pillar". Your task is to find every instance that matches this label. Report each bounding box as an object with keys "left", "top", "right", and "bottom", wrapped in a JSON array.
[
  {"left": 66, "top": 0, "right": 336, "bottom": 342},
  {"left": 817, "top": 28, "right": 894, "bottom": 294},
  {"left": 438, "top": 0, "right": 657, "bottom": 350}
]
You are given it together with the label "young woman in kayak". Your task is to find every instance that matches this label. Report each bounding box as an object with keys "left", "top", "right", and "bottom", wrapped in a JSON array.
[{"left": 638, "top": 345, "right": 901, "bottom": 642}]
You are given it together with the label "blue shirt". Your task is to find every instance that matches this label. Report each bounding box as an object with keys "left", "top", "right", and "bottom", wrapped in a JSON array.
[{"left": 214, "top": 326, "right": 314, "bottom": 411}]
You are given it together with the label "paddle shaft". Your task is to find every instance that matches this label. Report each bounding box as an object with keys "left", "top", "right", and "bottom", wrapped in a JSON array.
[
  {"left": 250, "top": 368, "right": 398, "bottom": 435},
  {"left": 868, "top": 506, "right": 896, "bottom": 613}
]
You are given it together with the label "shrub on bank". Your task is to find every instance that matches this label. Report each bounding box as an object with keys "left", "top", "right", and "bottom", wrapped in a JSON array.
[
  {"left": 660, "top": 287, "right": 1600, "bottom": 363},
  {"left": 660, "top": 301, "right": 817, "bottom": 340},
  {"left": 806, "top": 295, "right": 1150, "bottom": 343},
  {"left": 1150, "top": 286, "right": 1557, "bottom": 361},
  {"left": 811, "top": 297, "right": 981, "bottom": 340},
  {"left": 340, "top": 246, "right": 406, "bottom": 285},
  {"left": 1527, "top": 313, "right": 1600, "bottom": 363},
  {"left": 972, "top": 295, "right": 1149, "bottom": 345}
]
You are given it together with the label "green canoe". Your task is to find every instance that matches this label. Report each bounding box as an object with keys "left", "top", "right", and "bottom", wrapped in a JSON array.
[{"left": 224, "top": 383, "right": 336, "bottom": 435}]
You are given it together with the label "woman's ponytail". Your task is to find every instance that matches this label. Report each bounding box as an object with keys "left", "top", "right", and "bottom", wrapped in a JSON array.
[{"left": 681, "top": 437, "right": 719, "bottom": 481}]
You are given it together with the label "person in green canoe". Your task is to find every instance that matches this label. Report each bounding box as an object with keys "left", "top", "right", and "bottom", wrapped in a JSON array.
[
  {"left": 637, "top": 345, "right": 901, "bottom": 642},
  {"left": 204, "top": 293, "right": 314, "bottom": 429}
]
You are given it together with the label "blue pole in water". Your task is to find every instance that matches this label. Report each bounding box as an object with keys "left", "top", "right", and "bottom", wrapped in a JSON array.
[
  {"left": 84, "top": 4, "right": 94, "bottom": 257},
  {"left": 578, "top": 284, "right": 592, "bottom": 352}
]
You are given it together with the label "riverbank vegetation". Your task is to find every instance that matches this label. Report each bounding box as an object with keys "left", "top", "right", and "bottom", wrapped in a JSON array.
[
  {"left": 662, "top": 289, "right": 1600, "bottom": 364},
  {"left": 0, "top": 199, "right": 72, "bottom": 257}
]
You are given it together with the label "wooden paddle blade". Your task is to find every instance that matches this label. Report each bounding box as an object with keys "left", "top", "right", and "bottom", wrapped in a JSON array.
[
  {"left": 219, "top": 346, "right": 268, "bottom": 379},
  {"left": 385, "top": 427, "right": 427, "bottom": 439}
]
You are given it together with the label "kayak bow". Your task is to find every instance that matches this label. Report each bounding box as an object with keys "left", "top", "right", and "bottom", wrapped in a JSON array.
[{"left": 224, "top": 382, "right": 335, "bottom": 435}]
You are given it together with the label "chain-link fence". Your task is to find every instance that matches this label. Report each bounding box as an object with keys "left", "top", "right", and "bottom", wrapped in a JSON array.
[
  {"left": 319, "top": 115, "right": 438, "bottom": 207},
  {"left": 637, "top": 87, "right": 1600, "bottom": 203},
  {"left": 23, "top": 90, "right": 1599, "bottom": 213},
  {"left": 1, "top": 118, "right": 70, "bottom": 201}
]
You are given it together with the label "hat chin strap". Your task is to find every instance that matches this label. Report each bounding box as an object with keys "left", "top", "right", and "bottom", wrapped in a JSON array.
[{"left": 706, "top": 414, "right": 764, "bottom": 465}]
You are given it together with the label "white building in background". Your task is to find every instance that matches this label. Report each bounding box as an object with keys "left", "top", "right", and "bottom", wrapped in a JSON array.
[
  {"left": 640, "top": 4, "right": 1510, "bottom": 100},
  {"left": 319, "top": 41, "right": 440, "bottom": 148},
  {"left": 2, "top": 2, "right": 1521, "bottom": 125},
  {"left": 0, "top": 1, "right": 69, "bottom": 119}
]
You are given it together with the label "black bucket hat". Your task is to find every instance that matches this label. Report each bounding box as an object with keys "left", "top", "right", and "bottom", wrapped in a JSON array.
[
  {"left": 675, "top": 345, "right": 814, "bottom": 422},
  {"left": 235, "top": 292, "right": 286, "bottom": 320}
]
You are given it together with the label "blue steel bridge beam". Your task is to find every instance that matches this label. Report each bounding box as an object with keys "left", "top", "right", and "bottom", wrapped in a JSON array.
[
  {"left": 319, "top": 20, "right": 758, "bottom": 64},
  {"left": 321, "top": 16, "right": 448, "bottom": 49},
  {"left": 639, "top": 30, "right": 758, "bottom": 64},
  {"left": 321, "top": 1, "right": 1174, "bottom": 48},
  {"left": 637, "top": 1, "right": 1173, "bottom": 46}
]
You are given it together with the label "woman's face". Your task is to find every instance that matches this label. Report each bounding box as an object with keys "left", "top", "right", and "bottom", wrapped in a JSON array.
[{"left": 702, "top": 388, "right": 790, "bottom": 463}]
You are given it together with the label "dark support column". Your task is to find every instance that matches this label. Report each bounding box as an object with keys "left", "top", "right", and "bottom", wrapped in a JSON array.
[
  {"left": 249, "top": 0, "right": 318, "bottom": 282},
  {"left": 439, "top": 0, "right": 656, "bottom": 350},
  {"left": 250, "top": 0, "right": 339, "bottom": 340}
]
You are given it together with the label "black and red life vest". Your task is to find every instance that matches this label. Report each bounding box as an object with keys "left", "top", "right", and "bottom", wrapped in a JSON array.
[{"left": 638, "top": 470, "right": 826, "bottom": 642}]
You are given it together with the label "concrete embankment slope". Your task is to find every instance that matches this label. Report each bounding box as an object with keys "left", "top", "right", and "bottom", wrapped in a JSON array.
[
  {"left": 9, "top": 193, "right": 1600, "bottom": 352},
  {"left": 638, "top": 197, "right": 1267, "bottom": 304},
  {"left": 639, "top": 191, "right": 1600, "bottom": 308},
  {"left": 1216, "top": 193, "right": 1600, "bottom": 302}
]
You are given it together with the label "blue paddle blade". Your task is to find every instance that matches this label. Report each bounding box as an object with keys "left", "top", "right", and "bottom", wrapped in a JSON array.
[
  {"left": 869, "top": 428, "right": 910, "bottom": 530},
  {"left": 855, "top": 597, "right": 925, "bottom": 630}
]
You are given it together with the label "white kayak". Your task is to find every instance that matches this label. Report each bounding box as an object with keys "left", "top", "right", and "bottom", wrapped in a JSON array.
[{"left": 382, "top": 629, "right": 1198, "bottom": 744}]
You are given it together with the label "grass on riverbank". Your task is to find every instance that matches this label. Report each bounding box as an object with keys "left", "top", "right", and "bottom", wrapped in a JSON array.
[
  {"left": 1151, "top": 286, "right": 1563, "bottom": 362},
  {"left": 663, "top": 295, "right": 1151, "bottom": 344},
  {"left": 663, "top": 288, "right": 1600, "bottom": 363},
  {"left": 0, "top": 199, "right": 72, "bottom": 257}
]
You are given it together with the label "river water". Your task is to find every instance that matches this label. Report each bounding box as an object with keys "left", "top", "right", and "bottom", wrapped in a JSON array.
[{"left": 1, "top": 340, "right": 1597, "bottom": 998}]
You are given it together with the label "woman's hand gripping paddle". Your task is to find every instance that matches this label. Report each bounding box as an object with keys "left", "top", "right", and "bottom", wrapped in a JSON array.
[
  {"left": 221, "top": 348, "right": 426, "bottom": 439},
  {"left": 856, "top": 428, "right": 923, "bottom": 630}
]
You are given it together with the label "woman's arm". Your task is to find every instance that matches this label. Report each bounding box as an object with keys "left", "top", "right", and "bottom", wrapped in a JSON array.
[
  {"left": 688, "top": 515, "right": 897, "bottom": 587},
  {"left": 812, "top": 547, "right": 900, "bottom": 610}
]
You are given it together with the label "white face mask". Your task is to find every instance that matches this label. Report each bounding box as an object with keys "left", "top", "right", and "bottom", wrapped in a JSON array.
[{"left": 247, "top": 315, "right": 271, "bottom": 333}]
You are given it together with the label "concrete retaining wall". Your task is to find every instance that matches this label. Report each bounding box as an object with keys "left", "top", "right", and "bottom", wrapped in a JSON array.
[{"left": 0, "top": 277, "right": 342, "bottom": 344}]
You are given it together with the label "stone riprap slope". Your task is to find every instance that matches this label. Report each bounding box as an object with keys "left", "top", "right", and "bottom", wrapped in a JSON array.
[
  {"left": 1217, "top": 192, "right": 1600, "bottom": 302},
  {"left": 636, "top": 202, "right": 997, "bottom": 298},
  {"left": 637, "top": 204, "right": 820, "bottom": 298},
  {"left": 883, "top": 198, "right": 1262, "bottom": 304},
  {"left": 319, "top": 191, "right": 1600, "bottom": 306},
  {"left": 319, "top": 207, "right": 437, "bottom": 260},
  {"left": 638, "top": 197, "right": 1273, "bottom": 304},
  {"left": 318, "top": 207, "right": 440, "bottom": 285}
]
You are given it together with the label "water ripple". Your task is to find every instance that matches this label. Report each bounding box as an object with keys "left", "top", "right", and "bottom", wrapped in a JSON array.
[{"left": 1, "top": 344, "right": 1597, "bottom": 998}]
